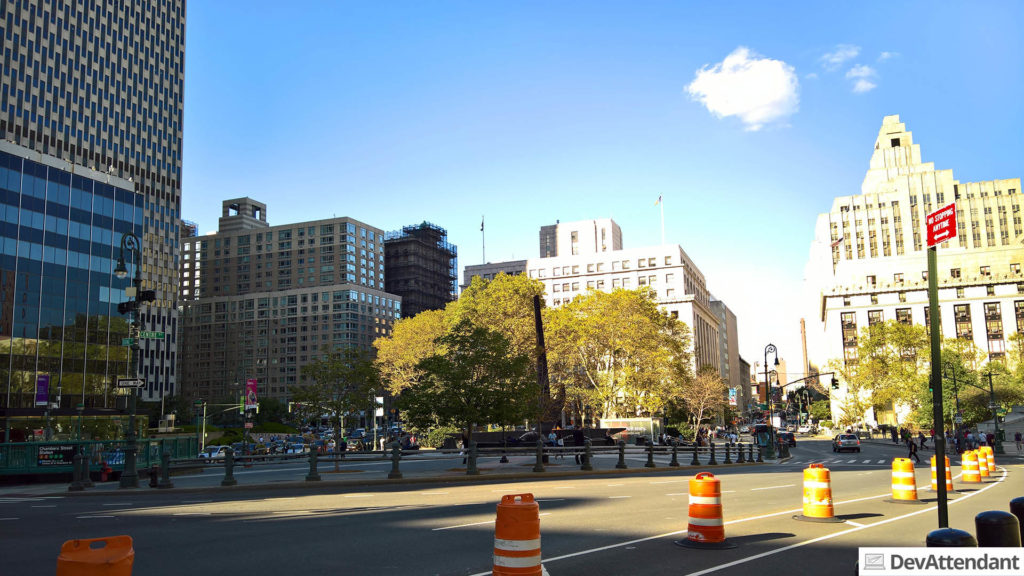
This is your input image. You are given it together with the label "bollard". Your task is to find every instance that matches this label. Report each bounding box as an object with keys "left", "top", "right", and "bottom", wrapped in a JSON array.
[
  {"left": 1010, "top": 497, "right": 1024, "bottom": 540},
  {"left": 148, "top": 464, "right": 159, "bottom": 488},
  {"left": 645, "top": 442, "right": 656, "bottom": 468},
  {"left": 737, "top": 443, "right": 745, "bottom": 463},
  {"left": 724, "top": 443, "right": 732, "bottom": 464},
  {"left": 493, "top": 494, "right": 542, "bottom": 576},
  {"left": 975, "top": 510, "right": 1022, "bottom": 547},
  {"left": 690, "top": 444, "right": 700, "bottom": 466},
  {"left": 674, "top": 472, "right": 736, "bottom": 549},
  {"left": 581, "top": 437, "right": 593, "bottom": 471},
  {"left": 533, "top": 439, "right": 545, "bottom": 473},
  {"left": 926, "top": 527, "right": 977, "bottom": 547},
  {"left": 388, "top": 441, "right": 403, "bottom": 479},
  {"left": 305, "top": 447, "right": 321, "bottom": 482},
  {"left": 467, "top": 441, "right": 480, "bottom": 476},
  {"left": 68, "top": 449, "right": 85, "bottom": 492},
  {"left": 794, "top": 463, "right": 842, "bottom": 523},
  {"left": 158, "top": 448, "right": 174, "bottom": 489},
  {"left": 669, "top": 441, "right": 679, "bottom": 467},
  {"left": 708, "top": 442, "right": 718, "bottom": 466},
  {"left": 756, "top": 445, "right": 764, "bottom": 463},
  {"left": 80, "top": 452, "right": 94, "bottom": 488},
  {"left": 221, "top": 447, "right": 237, "bottom": 486},
  {"left": 615, "top": 440, "right": 628, "bottom": 469}
]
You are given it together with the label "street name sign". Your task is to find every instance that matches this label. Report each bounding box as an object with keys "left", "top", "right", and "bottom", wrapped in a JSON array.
[
  {"left": 139, "top": 331, "right": 165, "bottom": 339},
  {"left": 121, "top": 338, "right": 134, "bottom": 346},
  {"left": 117, "top": 378, "right": 145, "bottom": 389},
  {"left": 926, "top": 202, "right": 957, "bottom": 247}
]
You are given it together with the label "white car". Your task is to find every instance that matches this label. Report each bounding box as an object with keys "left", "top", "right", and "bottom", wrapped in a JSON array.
[{"left": 797, "top": 425, "right": 812, "bottom": 434}]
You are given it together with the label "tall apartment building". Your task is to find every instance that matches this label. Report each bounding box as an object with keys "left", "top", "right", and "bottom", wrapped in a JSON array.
[
  {"left": 0, "top": 1, "right": 185, "bottom": 410},
  {"left": 465, "top": 219, "right": 722, "bottom": 373},
  {"left": 179, "top": 199, "right": 402, "bottom": 402},
  {"left": 383, "top": 222, "right": 457, "bottom": 317},
  {"left": 805, "top": 115, "right": 1024, "bottom": 423},
  {"left": 710, "top": 298, "right": 743, "bottom": 413}
]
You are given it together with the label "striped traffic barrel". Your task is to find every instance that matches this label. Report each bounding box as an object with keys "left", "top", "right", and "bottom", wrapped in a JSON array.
[
  {"left": 794, "top": 463, "right": 843, "bottom": 522},
  {"left": 886, "top": 458, "right": 921, "bottom": 504},
  {"left": 976, "top": 449, "right": 991, "bottom": 478},
  {"left": 675, "top": 472, "right": 736, "bottom": 549},
  {"left": 930, "top": 455, "right": 953, "bottom": 492},
  {"left": 493, "top": 494, "right": 542, "bottom": 576},
  {"left": 961, "top": 450, "right": 981, "bottom": 483},
  {"left": 979, "top": 445, "right": 995, "bottom": 473}
]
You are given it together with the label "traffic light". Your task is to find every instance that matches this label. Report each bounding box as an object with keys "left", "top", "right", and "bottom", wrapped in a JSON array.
[
  {"left": 138, "top": 289, "right": 156, "bottom": 303},
  {"left": 117, "top": 301, "right": 136, "bottom": 315},
  {"left": 831, "top": 377, "right": 839, "bottom": 390}
]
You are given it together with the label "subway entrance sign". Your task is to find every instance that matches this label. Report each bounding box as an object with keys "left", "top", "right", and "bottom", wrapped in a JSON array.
[{"left": 926, "top": 202, "right": 957, "bottom": 247}]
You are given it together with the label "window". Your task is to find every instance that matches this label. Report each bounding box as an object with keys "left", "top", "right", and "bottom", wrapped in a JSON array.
[
  {"left": 957, "top": 288, "right": 965, "bottom": 299},
  {"left": 870, "top": 294, "right": 878, "bottom": 305},
  {"left": 954, "top": 304, "right": 972, "bottom": 340},
  {"left": 638, "top": 259, "right": 646, "bottom": 269},
  {"left": 868, "top": 310, "right": 883, "bottom": 326},
  {"left": 896, "top": 308, "right": 912, "bottom": 325},
  {"left": 571, "top": 231, "right": 579, "bottom": 256},
  {"left": 1012, "top": 263, "right": 1021, "bottom": 275},
  {"left": 980, "top": 266, "right": 991, "bottom": 277},
  {"left": 587, "top": 264, "right": 594, "bottom": 273},
  {"left": 985, "top": 302, "right": 1004, "bottom": 358},
  {"left": 665, "top": 256, "right": 672, "bottom": 265},
  {"left": 894, "top": 273, "right": 904, "bottom": 284},
  {"left": 867, "top": 275, "right": 876, "bottom": 286},
  {"left": 841, "top": 312, "right": 858, "bottom": 364},
  {"left": 951, "top": 268, "right": 961, "bottom": 279}
]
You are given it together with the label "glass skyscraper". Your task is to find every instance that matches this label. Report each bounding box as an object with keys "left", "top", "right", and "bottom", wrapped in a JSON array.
[{"left": 1, "top": 0, "right": 186, "bottom": 413}]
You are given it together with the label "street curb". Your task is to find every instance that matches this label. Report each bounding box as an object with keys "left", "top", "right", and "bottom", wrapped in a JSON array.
[{"left": 48, "top": 461, "right": 766, "bottom": 498}]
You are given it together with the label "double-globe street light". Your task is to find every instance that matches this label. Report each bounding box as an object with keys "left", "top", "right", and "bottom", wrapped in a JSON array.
[{"left": 764, "top": 343, "right": 780, "bottom": 459}]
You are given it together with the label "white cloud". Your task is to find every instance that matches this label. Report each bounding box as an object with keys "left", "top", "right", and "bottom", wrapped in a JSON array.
[
  {"left": 805, "top": 72, "right": 818, "bottom": 79},
  {"left": 846, "top": 65, "right": 878, "bottom": 93},
  {"left": 686, "top": 47, "right": 800, "bottom": 131},
  {"left": 820, "top": 44, "right": 860, "bottom": 70},
  {"left": 878, "top": 51, "right": 898, "bottom": 62}
]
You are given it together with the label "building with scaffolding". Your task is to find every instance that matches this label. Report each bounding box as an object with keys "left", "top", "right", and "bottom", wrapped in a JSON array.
[{"left": 384, "top": 222, "right": 458, "bottom": 317}]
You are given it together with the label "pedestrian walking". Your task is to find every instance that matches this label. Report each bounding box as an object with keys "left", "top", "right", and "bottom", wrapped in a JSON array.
[
  {"left": 1014, "top": 431, "right": 1022, "bottom": 454},
  {"left": 572, "top": 428, "right": 585, "bottom": 464},
  {"left": 907, "top": 438, "right": 920, "bottom": 463},
  {"left": 918, "top": 431, "right": 928, "bottom": 450}
]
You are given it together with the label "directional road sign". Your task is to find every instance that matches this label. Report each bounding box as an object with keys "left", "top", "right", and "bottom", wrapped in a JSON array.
[{"left": 117, "top": 378, "right": 145, "bottom": 389}]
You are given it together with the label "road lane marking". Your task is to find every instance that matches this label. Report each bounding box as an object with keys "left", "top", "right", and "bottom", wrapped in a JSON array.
[
  {"left": 847, "top": 459, "right": 856, "bottom": 463},
  {"left": 31, "top": 505, "right": 56, "bottom": 508},
  {"left": 877, "top": 460, "right": 885, "bottom": 464},
  {"left": 608, "top": 496, "right": 631, "bottom": 499},
  {"left": 433, "top": 512, "right": 551, "bottom": 531},
  {"left": 420, "top": 492, "right": 448, "bottom": 495},
  {"left": 174, "top": 513, "right": 211, "bottom": 516},
  {"left": 77, "top": 515, "right": 114, "bottom": 519},
  {"left": 343, "top": 494, "right": 373, "bottom": 498},
  {"left": 679, "top": 468, "right": 1009, "bottom": 576},
  {"left": 650, "top": 480, "right": 685, "bottom": 484},
  {"left": 666, "top": 493, "right": 687, "bottom": 496},
  {"left": 845, "top": 520, "right": 865, "bottom": 527},
  {"left": 751, "top": 484, "right": 794, "bottom": 491},
  {"left": 862, "top": 460, "right": 871, "bottom": 464},
  {"left": 0, "top": 517, "right": 18, "bottom": 520},
  {"left": 606, "top": 484, "right": 624, "bottom": 487}
]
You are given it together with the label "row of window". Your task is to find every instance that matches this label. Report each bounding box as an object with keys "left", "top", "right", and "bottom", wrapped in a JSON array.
[{"left": 530, "top": 256, "right": 675, "bottom": 278}]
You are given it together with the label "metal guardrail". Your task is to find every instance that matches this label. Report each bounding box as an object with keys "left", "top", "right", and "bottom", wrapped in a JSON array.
[{"left": 0, "top": 438, "right": 198, "bottom": 476}]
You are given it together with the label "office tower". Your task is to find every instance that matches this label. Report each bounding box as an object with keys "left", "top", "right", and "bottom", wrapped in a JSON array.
[
  {"left": 0, "top": 1, "right": 186, "bottom": 414},
  {"left": 383, "top": 222, "right": 457, "bottom": 318}
]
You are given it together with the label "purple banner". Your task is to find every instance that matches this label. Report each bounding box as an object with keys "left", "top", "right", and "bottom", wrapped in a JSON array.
[{"left": 35, "top": 374, "right": 49, "bottom": 407}]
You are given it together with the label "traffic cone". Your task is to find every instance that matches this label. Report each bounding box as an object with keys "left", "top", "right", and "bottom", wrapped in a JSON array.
[
  {"left": 885, "top": 458, "right": 923, "bottom": 504},
  {"left": 979, "top": 446, "right": 995, "bottom": 473},
  {"left": 961, "top": 450, "right": 981, "bottom": 484},
  {"left": 794, "top": 463, "right": 843, "bottom": 522},
  {"left": 929, "top": 455, "right": 953, "bottom": 493},
  {"left": 493, "top": 494, "right": 542, "bottom": 576},
  {"left": 675, "top": 472, "right": 736, "bottom": 549},
  {"left": 976, "top": 449, "right": 991, "bottom": 479}
]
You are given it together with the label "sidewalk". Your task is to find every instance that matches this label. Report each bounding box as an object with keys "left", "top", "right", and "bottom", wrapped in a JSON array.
[
  {"left": 0, "top": 448, "right": 765, "bottom": 498},
  {"left": 858, "top": 436, "right": 1024, "bottom": 459}
]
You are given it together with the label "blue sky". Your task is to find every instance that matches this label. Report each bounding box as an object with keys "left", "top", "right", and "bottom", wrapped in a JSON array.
[{"left": 182, "top": 1, "right": 1024, "bottom": 371}]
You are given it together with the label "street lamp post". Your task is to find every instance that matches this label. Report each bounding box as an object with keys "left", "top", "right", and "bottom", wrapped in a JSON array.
[
  {"left": 194, "top": 399, "right": 205, "bottom": 453},
  {"left": 115, "top": 232, "right": 142, "bottom": 489},
  {"left": 983, "top": 371, "right": 1004, "bottom": 455},
  {"left": 943, "top": 362, "right": 962, "bottom": 448},
  {"left": 764, "top": 344, "right": 780, "bottom": 459}
]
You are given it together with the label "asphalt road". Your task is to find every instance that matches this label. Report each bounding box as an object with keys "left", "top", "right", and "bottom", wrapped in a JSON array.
[{"left": 2, "top": 439, "right": 1020, "bottom": 575}]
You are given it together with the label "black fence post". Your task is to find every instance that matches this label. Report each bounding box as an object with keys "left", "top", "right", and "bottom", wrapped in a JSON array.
[
  {"left": 708, "top": 442, "right": 718, "bottom": 465},
  {"left": 615, "top": 440, "right": 627, "bottom": 469},
  {"left": 669, "top": 441, "right": 679, "bottom": 467},
  {"left": 690, "top": 443, "right": 700, "bottom": 466},
  {"left": 388, "top": 441, "right": 403, "bottom": 479},
  {"left": 645, "top": 441, "right": 656, "bottom": 468},
  {"left": 467, "top": 441, "right": 480, "bottom": 476},
  {"left": 305, "top": 448, "right": 320, "bottom": 482},
  {"left": 581, "top": 437, "right": 593, "bottom": 471},
  {"left": 157, "top": 445, "right": 174, "bottom": 489},
  {"left": 221, "top": 447, "right": 237, "bottom": 486}
]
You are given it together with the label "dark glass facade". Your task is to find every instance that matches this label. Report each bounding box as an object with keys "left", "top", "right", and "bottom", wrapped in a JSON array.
[{"left": 0, "top": 149, "right": 142, "bottom": 406}]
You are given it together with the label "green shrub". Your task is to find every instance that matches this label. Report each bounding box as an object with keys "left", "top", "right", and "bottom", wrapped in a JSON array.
[{"left": 422, "top": 425, "right": 459, "bottom": 449}]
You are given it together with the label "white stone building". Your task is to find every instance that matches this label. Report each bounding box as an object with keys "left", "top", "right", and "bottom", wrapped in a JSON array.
[{"left": 804, "top": 115, "right": 1024, "bottom": 424}]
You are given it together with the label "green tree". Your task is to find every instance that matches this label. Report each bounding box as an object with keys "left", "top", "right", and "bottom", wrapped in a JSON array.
[
  {"left": 453, "top": 273, "right": 546, "bottom": 363},
  {"left": 399, "top": 319, "right": 535, "bottom": 446},
  {"left": 291, "top": 347, "right": 378, "bottom": 461},
  {"left": 545, "top": 288, "right": 692, "bottom": 421},
  {"left": 853, "top": 320, "right": 929, "bottom": 426},
  {"left": 809, "top": 399, "right": 831, "bottom": 422},
  {"left": 374, "top": 308, "right": 449, "bottom": 395}
]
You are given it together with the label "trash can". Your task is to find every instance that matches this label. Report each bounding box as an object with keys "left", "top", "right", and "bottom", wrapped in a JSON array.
[{"left": 57, "top": 535, "right": 134, "bottom": 576}]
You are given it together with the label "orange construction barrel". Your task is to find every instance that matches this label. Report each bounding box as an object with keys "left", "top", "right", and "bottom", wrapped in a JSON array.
[
  {"left": 979, "top": 445, "right": 995, "bottom": 473},
  {"left": 794, "top": 463, "right": 843, "bottom": 523},
  {"left": 929, "top": 455, "right": 953, "bottom": 492},
  {"left": 885, "top": 458, "right": 923, "bottom": 504},
  {"left": 493, "top": 494, "right": 542, "bottom": 576},
  {"left": 56, "top": 535, "right": 134, "bottom": 576},
  {"left": 961, "top": 450, "right": 981, "bottom": 483},
  {"left": 675, "top": 472, "right": 736, "bottom": 549},
  {"left": 976, "top": 449, "right": 990, "bottom": 478}
]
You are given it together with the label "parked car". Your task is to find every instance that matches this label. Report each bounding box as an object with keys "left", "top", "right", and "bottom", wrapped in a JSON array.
[
  {"left": 285, "top": 443, "right": 308, "bottom": 454},
  {"left": 797, "top": 425, "right": 812, "bottom": 434},
  {"left": 832, "top": 433, "right": 861, "bottom": 453},
  {"left": 738, "top": 425, "right": 750, "bottom": 433},
  {"left": 199, "top": 445, "right": 228, "bottom": 461}
]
